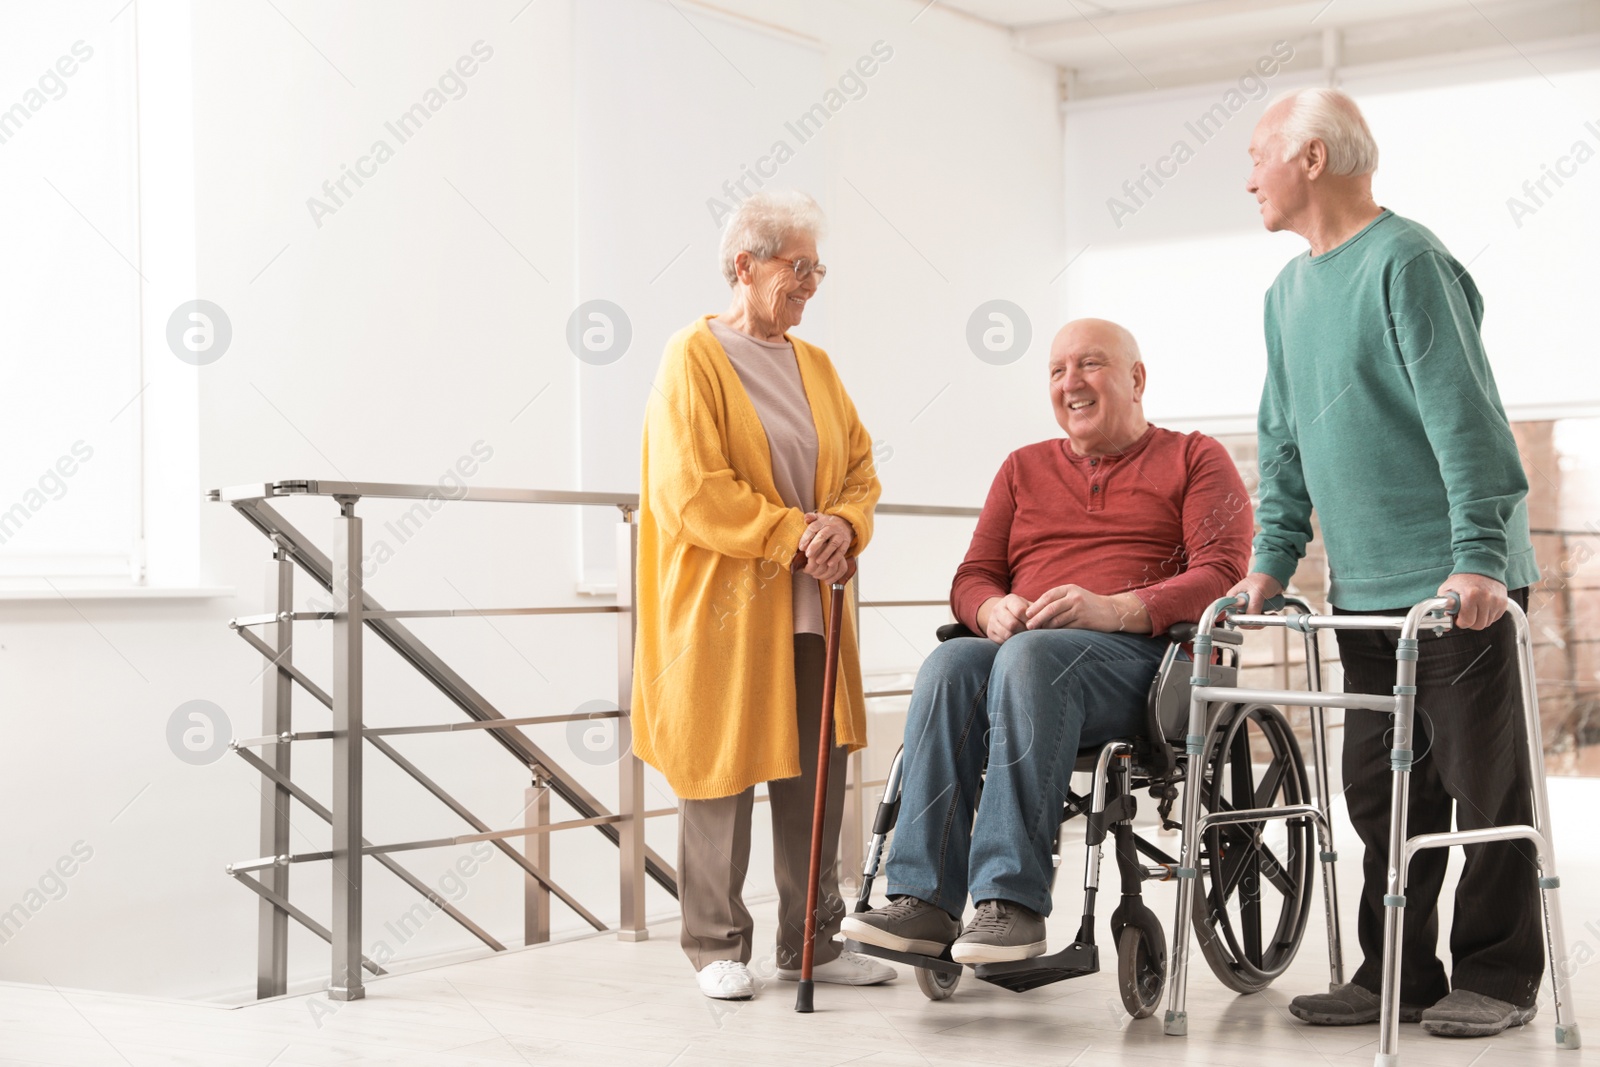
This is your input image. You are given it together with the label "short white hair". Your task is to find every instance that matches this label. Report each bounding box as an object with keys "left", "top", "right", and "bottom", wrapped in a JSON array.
[
  {"left": 1269, "top": 87, "right": 1379, "bottom": 177},
  {"left": 718, "top": 190, "right": 826, "bottom": 288}
]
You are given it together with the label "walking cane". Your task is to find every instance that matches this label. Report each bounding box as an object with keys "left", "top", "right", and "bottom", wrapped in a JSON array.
[{"left": 793, "top": 549, "right": 858, "bottom": 1014}]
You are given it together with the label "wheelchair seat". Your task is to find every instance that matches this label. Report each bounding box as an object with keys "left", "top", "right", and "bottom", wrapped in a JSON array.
[{"left": 931, "top": 620, "right": 1242, "bottom": 777}]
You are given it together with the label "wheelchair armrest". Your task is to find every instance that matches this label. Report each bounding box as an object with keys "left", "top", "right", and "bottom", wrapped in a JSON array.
[
  {"left": 1165, "top": 621, "right": 1242, "bottom": 647},
  {"left": 936, "top": 622, "right": 978, "bottom": 642}
]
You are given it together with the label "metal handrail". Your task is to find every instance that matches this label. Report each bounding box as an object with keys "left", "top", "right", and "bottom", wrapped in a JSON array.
[
  {"left": 212, "top": 478, "right": 985, "bottom": 1002},
  {"left": 210, "top": 478, "right": 983, "bottom": 517}
]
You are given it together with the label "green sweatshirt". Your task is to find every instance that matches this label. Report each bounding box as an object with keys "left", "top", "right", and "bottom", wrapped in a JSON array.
[{"left": 1251, "top": 209, "right": 1538, "bottom": 610}]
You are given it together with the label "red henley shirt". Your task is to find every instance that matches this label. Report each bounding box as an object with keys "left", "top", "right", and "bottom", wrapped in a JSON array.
[{"left": 950, "top": 425, "right": 1253, "bottom": 636}]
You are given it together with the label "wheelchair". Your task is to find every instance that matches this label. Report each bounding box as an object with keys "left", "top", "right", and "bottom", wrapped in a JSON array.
[{"left": 845, "top": 598, "right": 1346, "bottom": 1019}]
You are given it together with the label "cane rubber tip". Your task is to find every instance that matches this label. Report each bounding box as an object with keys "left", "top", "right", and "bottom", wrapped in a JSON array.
[{"left": 795, "top": 980, "right": 814, "bottom": 1013}]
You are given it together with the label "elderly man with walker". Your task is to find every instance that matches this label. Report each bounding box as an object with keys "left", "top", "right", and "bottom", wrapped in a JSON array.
[{"left": 1228, "top": 86, "right": 1578, "bottom": 1049}]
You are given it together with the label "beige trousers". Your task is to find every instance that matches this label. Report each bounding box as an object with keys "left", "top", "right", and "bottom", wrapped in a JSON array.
[{"left": 677, "top": 633, "right": 849, "bottom": 970}]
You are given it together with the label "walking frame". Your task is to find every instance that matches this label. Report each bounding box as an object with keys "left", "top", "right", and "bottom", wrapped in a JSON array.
[{"left": 1169, "top": 592, "right": 1581, "bottom": 1065}]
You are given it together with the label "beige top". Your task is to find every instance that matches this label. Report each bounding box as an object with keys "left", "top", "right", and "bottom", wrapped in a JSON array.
[{"left": 708, "top": 317, "right": 824, "bottom": 636}]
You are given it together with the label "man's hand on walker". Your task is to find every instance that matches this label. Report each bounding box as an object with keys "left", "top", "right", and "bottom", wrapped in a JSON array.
[
  {"left": 1438, "top": 572, "right": 1507, "bottom": 631},
  {"left": 1228, "top": 572, "right": 1284, "bottom": 618}
]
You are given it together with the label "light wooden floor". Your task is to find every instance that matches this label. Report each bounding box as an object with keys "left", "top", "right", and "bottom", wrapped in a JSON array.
[{"left": 4, "top": 779, "right": 1597, "bottom": 1067}]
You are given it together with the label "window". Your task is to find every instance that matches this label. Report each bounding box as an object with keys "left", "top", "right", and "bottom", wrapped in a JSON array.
[{"left": 0, "top": 9, "right": 142, "bottom": 581}]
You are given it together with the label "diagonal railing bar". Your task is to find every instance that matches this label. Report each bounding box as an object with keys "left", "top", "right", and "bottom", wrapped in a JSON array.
[
  {"left": 228, "top": 869, "right": 387, "bottom": 976},
  {"left": 234, "top": 625, "right": 334, "bottom": 707},
  {"left": 225, "top": 496, "right": 679, "bottom": 896},
  {"left": 232, "top": 746, "right": 508, "bottom": 951},
  {"left": 363, "top": 733, "right": 608, "bottom": 932}
]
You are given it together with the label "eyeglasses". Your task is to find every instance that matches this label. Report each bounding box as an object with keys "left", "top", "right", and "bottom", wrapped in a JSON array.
[{"left": 767, "top": 255, "right": 828, "bottom": 282}]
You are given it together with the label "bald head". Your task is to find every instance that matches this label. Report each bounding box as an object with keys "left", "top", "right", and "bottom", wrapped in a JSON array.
[
  {"left": 1048, "top": 318, "right": 1149, "bottom": 456},
  {"left": 1052, "top": 318, "right": 1142, "bottom": 369}
]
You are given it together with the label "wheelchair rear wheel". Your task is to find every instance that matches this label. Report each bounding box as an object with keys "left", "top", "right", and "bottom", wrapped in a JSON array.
[
  {"left": 1116, "top": 924, "right": 1165, "bottom": 1018},
  {"left": 1191, "top": 701, "right": 1315, "bottom": 994},
  {"left": 915, "top": 965, "right": 961, "bottom": 1001}
]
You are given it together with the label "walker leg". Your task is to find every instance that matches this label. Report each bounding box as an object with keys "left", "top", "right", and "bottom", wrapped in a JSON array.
[
  {"left": 1543, "top": 881, "right": 1582, "bottom": 1049},
  {"left": 1302, "top": 626, "right": 1345, "bottom": 990},
  {"left": 1374, "top": 800, "right": 1410, "bottom": 1063},
  {"left": 1162, "top": 690, "right": 1208, "bottom": 1038},
  {"left": 1511, "top": 605, "right": 1583, "bottom": 1051},
  {"left": 1375, "top": 642, "right": 1418, "bottom": 1067}
]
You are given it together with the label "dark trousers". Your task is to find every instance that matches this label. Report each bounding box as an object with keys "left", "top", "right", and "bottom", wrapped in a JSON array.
[
  {"left": 1336, "top": 587, "right": 1542, "bottom": 1008},
  {"left": 677, "top": 634, "right": 848, "bottom": 971}
]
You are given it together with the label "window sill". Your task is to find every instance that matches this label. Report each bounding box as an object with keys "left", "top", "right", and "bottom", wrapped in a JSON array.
[{"left": 0, "top": 585, "right": 235, "bottom": 602}]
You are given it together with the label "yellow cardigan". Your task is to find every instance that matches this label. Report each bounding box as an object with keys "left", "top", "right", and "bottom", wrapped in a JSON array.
[{"left": 631, "top": 316, "right": 882, "bottom": 800}]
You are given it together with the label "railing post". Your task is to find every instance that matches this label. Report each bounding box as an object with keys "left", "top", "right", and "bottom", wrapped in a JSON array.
[
  {"left": 256, "top": 542, "right": 294, "bottom": 998},
  {"left": 841, "top": 752, "right": 864, "bottom": 894},
  {"left": 842, "top": 566, "right": 865, "bottom": 889},
  {"left": 329, "top": 497, "right": 365, "bottom": 1000},
  {"left": 616, "top": 508, "right": 648, "bottom": 941},
  {"left": 524, "top": 770, "right": 551, "bottom": 946}
]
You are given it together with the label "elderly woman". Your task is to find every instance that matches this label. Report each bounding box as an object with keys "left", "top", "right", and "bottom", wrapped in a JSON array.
[{"left": 631, "top": 189, "right": 890, "bottom": 1000}]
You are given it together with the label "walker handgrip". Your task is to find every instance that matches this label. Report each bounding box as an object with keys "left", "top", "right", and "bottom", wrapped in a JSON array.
[
  {"left": 1441, "top": 592, "right": 1461, "bottom": 615},
  {"left": 1211, "top": 592, "right": 1250, "bottom": 621}
]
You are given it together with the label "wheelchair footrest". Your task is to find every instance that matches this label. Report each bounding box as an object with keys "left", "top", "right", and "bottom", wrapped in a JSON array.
[
  {"left": 841, "top": 938, "right": 961, "bottom": 977},
  {"left": 973, "top": 941, "right": 1098, "bottom": 993}
]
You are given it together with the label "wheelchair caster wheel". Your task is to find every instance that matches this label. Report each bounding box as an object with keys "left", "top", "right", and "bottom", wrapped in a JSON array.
[
  {"left": 1117, "top": 923, "right": 1165, "bottom": 1018},
  {"left": 915, "top": 966, "right": 960, "bottom": 1001}
]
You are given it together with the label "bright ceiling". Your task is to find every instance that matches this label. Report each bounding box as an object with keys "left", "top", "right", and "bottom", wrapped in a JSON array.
[{"left": 936, "top": 0, "right": 1600, "bottom": 97}]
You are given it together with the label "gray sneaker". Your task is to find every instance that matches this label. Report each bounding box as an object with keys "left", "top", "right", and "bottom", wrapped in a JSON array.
[
  {"left": 842, "top": 896, "right": 961, "bottom": 956},
  {"left": 1289, "top": 982, "right": 1427, "bottom": 1025},
  {"left": 950, "top": 899, "right": 1046, "bottom": 965},
  {"left": 1420, "top": 989, "right": 1538, "bottom": 1038}
]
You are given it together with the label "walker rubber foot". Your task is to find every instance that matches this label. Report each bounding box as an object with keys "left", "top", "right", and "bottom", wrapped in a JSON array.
[
  {"left": 795, "top": 979, "right": 814, "bottom": 1013},
  {"left": 1163, "top": 1009, "right": 1187, "bottom": 1036},
  {"left": 1373, "top": 1054, "right": 1399, "bottom": 1067},
  {"left": 1556, "top": 1023, "right": 1582, "bottom": 1049}
]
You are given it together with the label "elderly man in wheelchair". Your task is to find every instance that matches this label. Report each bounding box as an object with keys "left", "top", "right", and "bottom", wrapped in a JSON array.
[{"left": 843, "top": 318, "right": 1252, "bottom": 993}]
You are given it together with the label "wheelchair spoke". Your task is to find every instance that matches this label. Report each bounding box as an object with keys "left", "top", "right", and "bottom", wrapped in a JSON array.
[
  {"left": 1228, "top": 723, "right": 1264, "bottom": 964},
  {"left": 1236, "top": 855, "right": 1263, "bottom": 961},
  {"left": 1215, "top": 830, "right": 1254, "bottom": 899},
  {"left": 1227, "top": 728, "right": 1255, "bottom": 828},
  {"left": 1256, "top": 839, "right": 1299, "bottom": 899},
  {"left": 1253, "top": 755, "right": 1289, "bottom": 811}
]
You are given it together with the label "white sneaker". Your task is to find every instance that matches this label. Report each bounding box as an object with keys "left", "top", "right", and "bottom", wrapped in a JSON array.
[
  {"left": 696, "top": 959, "right": 755, "bottom": 1000},
  {"left": 777, "top": 949, "right": 897, "bottom": 986}
]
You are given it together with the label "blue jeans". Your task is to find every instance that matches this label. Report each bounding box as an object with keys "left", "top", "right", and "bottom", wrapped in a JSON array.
[{"left": 884, "top": 629, "right": 1169, "bottom": 918}]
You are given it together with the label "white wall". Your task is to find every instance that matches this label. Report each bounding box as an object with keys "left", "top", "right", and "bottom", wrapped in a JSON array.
[
  {"left": 1062, "top": 39, "right": 1600, "bottom": 433},
  {"left": 0, "top": 0, "right": 1062, "bottom": 1000}
]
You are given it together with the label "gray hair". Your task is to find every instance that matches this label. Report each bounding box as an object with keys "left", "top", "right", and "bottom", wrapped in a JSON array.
[
  {"left": 1270, "top": 87, "right": 1379, "bottom": 177},
  {"left": 718, "top": 190, "right": 827, "bottom": 288}
]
